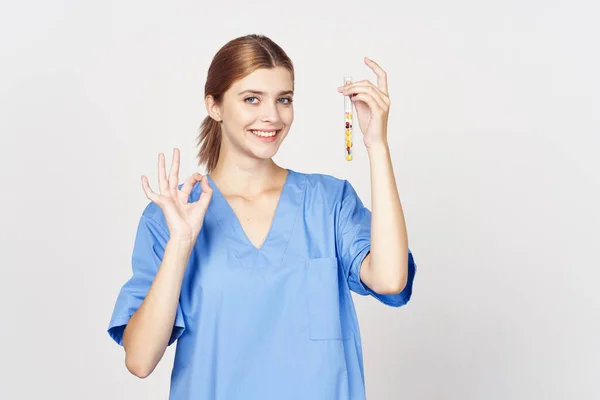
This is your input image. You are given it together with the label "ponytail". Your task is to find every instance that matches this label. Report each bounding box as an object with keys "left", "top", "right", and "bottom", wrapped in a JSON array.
[{"left": 196, "top": 116, "right": 221, "bottom": 174}]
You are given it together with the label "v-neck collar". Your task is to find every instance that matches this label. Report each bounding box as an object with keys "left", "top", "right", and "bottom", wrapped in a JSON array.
[{"left": 205, "top": 169, "right": 305, "bottom": 269}]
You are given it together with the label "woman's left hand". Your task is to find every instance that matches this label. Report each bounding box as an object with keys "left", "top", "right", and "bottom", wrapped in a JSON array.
[{"left": 338, "top": 57, "right": 391, "bottom": 150}]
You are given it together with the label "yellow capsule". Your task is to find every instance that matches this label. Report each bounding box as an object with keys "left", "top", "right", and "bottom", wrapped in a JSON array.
[
  {"left": 348, "top": 113, "right": 352, "bottom": 119},
  {"left": 346, "top": 154, "right": 353, "bottom": 161},
  {"left": 345, "top": 129, "right": 352, "bottom": 136},
  {"left": 346, "top": 140, "right": 353, "bottom": 147}
]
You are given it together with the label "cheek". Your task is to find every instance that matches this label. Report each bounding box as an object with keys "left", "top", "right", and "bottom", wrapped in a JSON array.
[
  {"left": 237, "top": 108, "right": 258, "bottom": 128},
  {"left": 283, "top": 108, "right": 294, "bottom": 125},
  {"left": 224, "top": 103, "right": 253, "bottom": 126}
]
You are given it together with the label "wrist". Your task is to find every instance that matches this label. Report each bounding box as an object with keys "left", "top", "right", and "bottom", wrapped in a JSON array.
[
  {"left": 168, "top": 236, "right": 196, "bottom": 251},
  {"left": 366, "top": 140, "right": 390, "bottom": 157}
]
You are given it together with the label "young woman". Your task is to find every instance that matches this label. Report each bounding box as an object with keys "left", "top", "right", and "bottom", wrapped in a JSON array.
[{"left": 108, "top": 34, "right": 417, "bottom": 399}]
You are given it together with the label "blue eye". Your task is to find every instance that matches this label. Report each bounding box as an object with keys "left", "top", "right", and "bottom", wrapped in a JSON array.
[{"left": 244, "top": 97, "right": 294, "bottom": 104}]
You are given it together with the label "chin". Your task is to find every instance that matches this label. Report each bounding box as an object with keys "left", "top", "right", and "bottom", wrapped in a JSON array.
[{"left": 250, "top": 145, "right": 281, "bottom": 160}]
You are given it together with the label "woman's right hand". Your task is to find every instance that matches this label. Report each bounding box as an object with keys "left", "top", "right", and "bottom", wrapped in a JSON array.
[{"left": 141, "top": 148, "right": 213, "bottom": 241}]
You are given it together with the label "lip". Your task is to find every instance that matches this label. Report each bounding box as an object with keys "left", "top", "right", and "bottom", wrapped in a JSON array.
[{"left": 249, "top": 129, "right": 281, "bottom": 142}]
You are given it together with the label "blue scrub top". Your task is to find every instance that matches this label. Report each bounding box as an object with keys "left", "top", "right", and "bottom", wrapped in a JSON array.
[{"left": 108, "top": 169, "right": 417, "bottom": 400}]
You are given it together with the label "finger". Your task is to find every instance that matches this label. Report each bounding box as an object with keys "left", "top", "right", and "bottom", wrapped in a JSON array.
[
  {"left": 340, "top": 81, "right": 389, "bottom": 105},
  {"left": 351, "top": 93, "right": 385, "bottom": 116},
  {"left": 189, "top": 176, "right": 213, "bottom": 222},
  {"left": 168, "top": 148, "right": 180, "bottom": 191},
  {"left": 141, "top": 175, "right": 159, "bottom": 203},
  {"left": 343, "top": 85, "right": 387, "bottom": 111},
  {"left": 200, "top": 175, "right": 213, "bottom": 196},
  {"left": 199, "top": 175, "right": 213, "bottom": 199},
  {"left": 196, "top": 175, "right": 213, "bottom": 211},
  {"left": 339, "top": 80, "right": 374, "bottom": 91},
  {"left": 158, "top": 153, "right": 169, "bottom": 194},
  {"left": 180, "top": 172, "right": 203, "bottom": 203},
  {"left": 364, "top": 57, "right": 388, "bottom": 95}
]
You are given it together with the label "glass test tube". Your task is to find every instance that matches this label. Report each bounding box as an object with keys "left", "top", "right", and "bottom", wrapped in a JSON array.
[{"left": 344, "top": 76, "right": 353, "bottom": 161}]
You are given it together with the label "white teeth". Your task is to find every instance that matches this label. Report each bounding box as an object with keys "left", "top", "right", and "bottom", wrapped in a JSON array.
[{"left": 251, "top": 130, "right": 278, "bottom": 137}]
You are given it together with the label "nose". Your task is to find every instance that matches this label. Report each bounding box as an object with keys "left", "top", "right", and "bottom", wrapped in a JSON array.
[{"left": 259, "top": 102, "right": 282, "bottom": 124}]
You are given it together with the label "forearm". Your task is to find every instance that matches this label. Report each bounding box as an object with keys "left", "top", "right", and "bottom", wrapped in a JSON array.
[
  {"left": 122, "top": 237, "right": 193, "bottom": 378},
  {"left": 367, "top": 142, "right": 409, "bottom": 292}
]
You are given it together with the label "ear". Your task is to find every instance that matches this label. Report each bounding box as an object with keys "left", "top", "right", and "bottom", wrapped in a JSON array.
[{"left": 205, "top": 95, "right": 223, "bottom": 122}]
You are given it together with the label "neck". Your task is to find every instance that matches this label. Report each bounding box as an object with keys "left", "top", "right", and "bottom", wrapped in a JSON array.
[{"left": 209, "top": 147, "right": 287, "bottom": 198}]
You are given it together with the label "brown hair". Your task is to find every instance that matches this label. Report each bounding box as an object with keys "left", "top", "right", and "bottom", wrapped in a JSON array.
[{"left": 196, "top": 34, "right": 295, "bottom": 173}]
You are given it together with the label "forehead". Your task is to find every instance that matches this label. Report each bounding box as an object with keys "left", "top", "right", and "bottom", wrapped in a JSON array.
[{"left": 230, "top": 67, "right": 293, "bottom": 94}]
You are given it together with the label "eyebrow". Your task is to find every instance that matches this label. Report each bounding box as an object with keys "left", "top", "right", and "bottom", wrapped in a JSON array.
[{"left": 238, "top": 90, "right": 294, "bottom": 96}]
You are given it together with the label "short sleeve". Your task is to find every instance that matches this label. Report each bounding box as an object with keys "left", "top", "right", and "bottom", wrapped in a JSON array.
[
  {"left": 107, "top": 212, "right": 186, "bottom": 346},
  {"left": 336, "top": 180, "right": 416, "bottom": 307}
]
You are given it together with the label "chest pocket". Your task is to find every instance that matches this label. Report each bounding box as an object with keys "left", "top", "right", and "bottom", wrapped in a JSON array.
[{"left": 306, "top": 257, "right": 349, "bottom": 340}]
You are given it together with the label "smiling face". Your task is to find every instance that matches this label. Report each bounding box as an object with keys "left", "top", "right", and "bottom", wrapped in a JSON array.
[{"left": 207, "top": 66, "right": 294, "bottom": 161}]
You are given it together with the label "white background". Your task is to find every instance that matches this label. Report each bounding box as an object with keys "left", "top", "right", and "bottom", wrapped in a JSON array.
[{"left": 1, "top": 0, "right": 599, "bottom": 398}]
